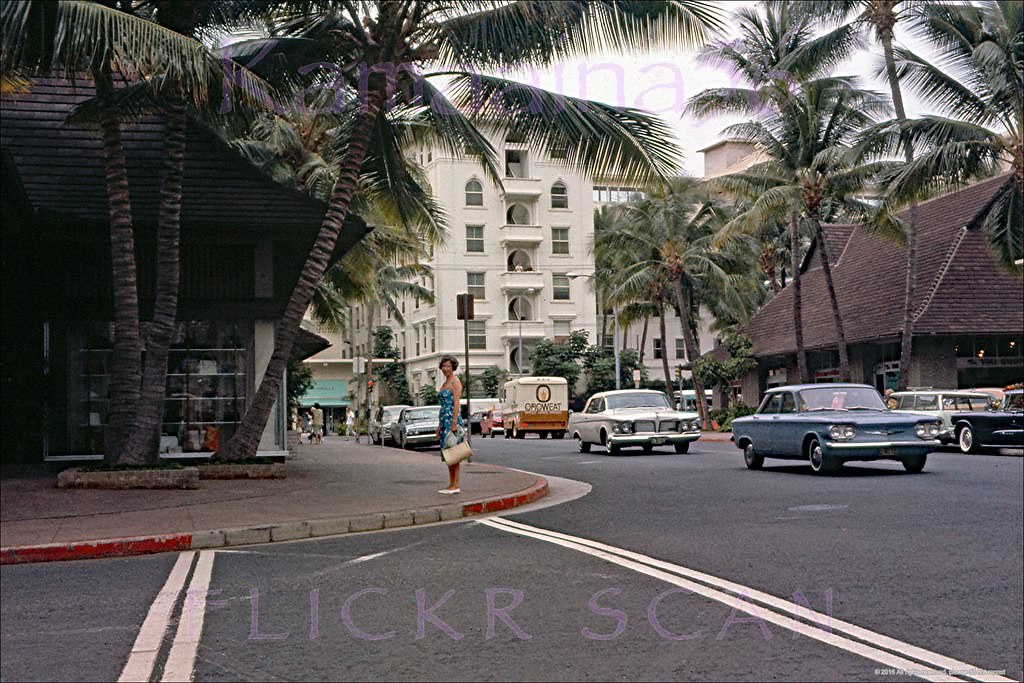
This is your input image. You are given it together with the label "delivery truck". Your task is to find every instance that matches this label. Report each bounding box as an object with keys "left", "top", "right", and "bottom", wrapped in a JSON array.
[{"left": 501, "top": 376, "right": 569, "bottom": 439}]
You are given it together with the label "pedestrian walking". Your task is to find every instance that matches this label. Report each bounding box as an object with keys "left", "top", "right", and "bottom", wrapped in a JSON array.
[
  {"left": 301, "top": 409, "right": 312, "bottom": 443},
  {"left": 435, "top": 354, "right": 464, "bottom": 495},
  {"left": 312, "top": 403, "right": 325, "bottom": 444},
  {"left": 346, "top": 409, "right": 356, "bottom": 440}
]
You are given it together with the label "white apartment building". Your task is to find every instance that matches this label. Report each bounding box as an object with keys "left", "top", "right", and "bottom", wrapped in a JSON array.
[{"left": 304, "top": 132, "right": 600, "bottom": 408}]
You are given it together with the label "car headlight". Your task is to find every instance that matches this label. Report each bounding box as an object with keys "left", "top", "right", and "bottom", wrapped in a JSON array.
[
  {"left": 613, "top": 422, "right": 633, "bottom": 434},
  {"left": 916, "top": 422, "right": 940, "bottom": 439},
  {"left": 828, "top": 424, "right": 856, "bottom": 440},
  {"left": 680, "top": 419, "right": 700, "bottom": 432}
]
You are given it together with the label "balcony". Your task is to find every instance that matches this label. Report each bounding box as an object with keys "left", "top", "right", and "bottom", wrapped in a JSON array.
[
  {"left": 501, "top": 320, "right": 545, "bottom": 340},
  {"left": 500, "top": 176, "right": 543, "bottom": 198},
  {"left": 500, "top": 270, "right": 545, "bottom": 292},
  {"left": 499, "top": 223, "right": 544, "bottom": 245}
]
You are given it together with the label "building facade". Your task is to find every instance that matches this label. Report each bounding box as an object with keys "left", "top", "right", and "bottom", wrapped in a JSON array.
[{"left": 304, "top": 132, "right": 600, "bottom": 407}]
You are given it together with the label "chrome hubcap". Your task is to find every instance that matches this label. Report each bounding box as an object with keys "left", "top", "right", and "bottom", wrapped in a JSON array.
[
  {"left": 810, "top": 444, "right": 823, "bottom": 470},
  {"left": 960, "top": 429, "right": 972, "bottom": 451}
]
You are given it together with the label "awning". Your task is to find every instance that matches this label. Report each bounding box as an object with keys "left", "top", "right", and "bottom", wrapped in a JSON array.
[{"left": 300, "top": 379, "right": 350, "bottom": 407}]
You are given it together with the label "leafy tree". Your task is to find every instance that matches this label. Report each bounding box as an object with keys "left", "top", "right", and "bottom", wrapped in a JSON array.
[
  {"left": 286, "top": 354, "right": 314, "bottom": 414},
  {"left": 418, "top": 384, "right": 439, "bottom": 406},
  {"left": 373, "top": 327, "right": 413, "bottom": 405},
  {"left": 692, "top": 333, "right": 758, "bottom": 407},
  {"left": 530, "top": 330, "right": 589, "bottom": 391},
  {"left": 216, "top": 0, "right": 725, "bottom": 459},
  {"left": 480, "top": 367, "right": 508, "bottom": 399},
  {"left": 583, "top": 347, "right": 645, "bottom": 396}
]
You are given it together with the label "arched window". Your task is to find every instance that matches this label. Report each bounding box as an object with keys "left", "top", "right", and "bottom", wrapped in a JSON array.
[
  {"left": 551, "top": 181, "right": 568, "bottom": 209},
  {"left": 506, "top": 203, "right": 530, "bottom": 225},
  {"left": 465, "top": 179, "right": 483, "bottom": 206},
  {"left": 507, "top": 250, "right": 532, "bottom": 272},
  {"left": 508, "top": 296, "right": 533, "bottom": 321}
]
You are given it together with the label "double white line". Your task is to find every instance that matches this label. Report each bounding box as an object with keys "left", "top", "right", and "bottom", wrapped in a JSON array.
[
  {"left": 482, "top": 517, "right": 1013, "bottom": 683},
  {"left": 119, "top": 550, "right": 216, "bottom": 683}
]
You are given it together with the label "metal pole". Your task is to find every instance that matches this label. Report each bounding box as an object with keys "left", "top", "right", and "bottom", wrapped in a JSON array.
[
  {"left": 613, "top": 303, "right": 621, "bottom": 390},
  {"left": 463, "top": 315, "right": 471, "bottom": 446},
  {"left": 517, "top": 295, "right": 523, "bottom": 377}
]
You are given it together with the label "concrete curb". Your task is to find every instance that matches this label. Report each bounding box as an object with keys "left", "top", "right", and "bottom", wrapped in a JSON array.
[{"left": 0, "top": 475, "right": 548, "bottom": 565}]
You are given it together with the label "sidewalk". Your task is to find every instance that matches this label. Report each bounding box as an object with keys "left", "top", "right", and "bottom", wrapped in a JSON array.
[{"left": 0, "top": 437, "right": 547, "bottom": 565}]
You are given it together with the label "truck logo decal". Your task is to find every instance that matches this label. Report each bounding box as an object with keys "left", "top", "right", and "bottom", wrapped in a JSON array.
[{"left": 536, "top": 385, "right": 551, "bottom": 402}]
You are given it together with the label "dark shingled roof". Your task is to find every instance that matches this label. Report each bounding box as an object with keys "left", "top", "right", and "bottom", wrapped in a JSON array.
[
  {"left": 0, "top": 75, "right": 364, "bottom": 244},
  {"left": 748, "top": 175, "right": 1023, "bottom": 357}
]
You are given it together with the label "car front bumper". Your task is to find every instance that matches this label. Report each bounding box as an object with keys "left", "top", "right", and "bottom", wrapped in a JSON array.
[
  {"left": 608, "top": 432, "right": 701, "bottom": 448},
  {"left": 825, "top": 440, "right": 940, "bottom": 459},
  {"left": 404, "top": 432, "right": 440, "bottom": 445}
]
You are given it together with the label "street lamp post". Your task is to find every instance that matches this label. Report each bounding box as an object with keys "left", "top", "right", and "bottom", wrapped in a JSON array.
[
  {"left": 517, "top": 287, "right": 535, "bottom": 376},
  {"left": 567, "top": 273, "right": 619, "bottom": 390}
]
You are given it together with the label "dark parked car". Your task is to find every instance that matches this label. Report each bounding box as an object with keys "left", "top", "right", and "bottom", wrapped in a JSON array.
[
  {"left": 393, "top": 406, "right": 441, "bottom": 450},
  {"left": 370, "top": 404, "right": 410, "bottom": 446},
  {"left": 731, "top": 383, "right": 942, "bottom": 474},
  {"left": 952, "top": 388, "right": 1024, "bottom": 453}
]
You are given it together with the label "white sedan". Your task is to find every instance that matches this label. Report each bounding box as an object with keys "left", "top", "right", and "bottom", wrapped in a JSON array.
[{"left": 569, "top": 390, "right": 702, "bottom": 454}]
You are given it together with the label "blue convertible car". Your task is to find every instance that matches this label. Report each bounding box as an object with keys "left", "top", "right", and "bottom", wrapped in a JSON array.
[{"left": 731, "top": 384, "right": 943, "bottom": 474}]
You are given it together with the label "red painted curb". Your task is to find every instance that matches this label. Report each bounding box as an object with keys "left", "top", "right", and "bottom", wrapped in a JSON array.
[
  {"left": 462, "top": 477, "right": 549, "bottom": 517},
  {"left": 0, "top": 533, "right": 193, "bottom": 565},
  {"left": 0, "top": 475, "right": 551, "bottom": 565}
]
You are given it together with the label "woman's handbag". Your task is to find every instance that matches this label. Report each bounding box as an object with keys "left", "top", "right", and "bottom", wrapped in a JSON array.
[{"left": 442, "top": 429, "right": 473, "bottom": 466}]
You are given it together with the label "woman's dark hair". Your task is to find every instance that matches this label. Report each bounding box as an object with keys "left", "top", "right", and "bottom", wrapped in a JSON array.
[{"left": 439, "top": 354, "right": 459, "bottom": 371}]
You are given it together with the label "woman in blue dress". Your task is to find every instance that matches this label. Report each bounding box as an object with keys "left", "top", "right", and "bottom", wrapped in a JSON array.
[{"left": 436, "top": 354, "right": 464, "bottom": 494}]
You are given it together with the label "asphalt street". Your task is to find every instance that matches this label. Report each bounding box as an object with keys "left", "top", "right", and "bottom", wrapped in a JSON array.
[{"left": 2, "top": 436, "right": 1021, "bottom": 682}]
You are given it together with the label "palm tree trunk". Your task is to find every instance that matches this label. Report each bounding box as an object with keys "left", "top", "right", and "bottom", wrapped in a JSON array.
[
  {"left": 638, "top": 314, "right": 649, "bottom": 364},
  {"left": 220, "top": 89, "right": 386, "bottom": 460},
  {"left": 881, "top": 30, "right": 918, "bottom": 391},
  {"left": 813, "top": 219, "right": 851, "bottom": 381},
  {"left": 790, "top": 212, "right": 808, "bottom": 383},
  {"left": 93, "top": 61, "right": 142, "bottom": 464},
  {"left": 122, "top": 82, "right": 186, "bottom": 463},
  {"left": 657, "top": 303, "right": 673, "bottom": 392},
  {"left": 672, "top": 279, "right": 711, "bottom": 429}
]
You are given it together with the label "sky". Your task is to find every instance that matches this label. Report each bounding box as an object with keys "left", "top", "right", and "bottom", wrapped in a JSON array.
[{"left": 501, "top": 2, "right": 941, "bottom": 177}]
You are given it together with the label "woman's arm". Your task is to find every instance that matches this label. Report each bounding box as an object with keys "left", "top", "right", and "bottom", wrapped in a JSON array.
[{"left": 451, "top": 380, "right": 462, "bottom": 431}]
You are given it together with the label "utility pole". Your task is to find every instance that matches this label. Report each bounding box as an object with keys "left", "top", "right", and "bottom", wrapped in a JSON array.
[{"left": 457, "top": 293, "right": 474, "bottom": 446}]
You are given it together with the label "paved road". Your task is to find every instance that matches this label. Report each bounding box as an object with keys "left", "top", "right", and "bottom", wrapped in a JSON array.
[{"left": 2, "top": 437, "right": 1021, "bottom": 682}]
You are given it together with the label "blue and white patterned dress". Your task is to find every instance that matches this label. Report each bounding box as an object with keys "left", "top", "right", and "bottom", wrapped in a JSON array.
[{"left": 437, "top": 388, "right": 464, "bottom": 460}]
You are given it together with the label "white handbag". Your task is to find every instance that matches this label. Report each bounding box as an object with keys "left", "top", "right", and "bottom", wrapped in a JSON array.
[{"left": 442, "top": 428, "right": 473, "bottom": 466}]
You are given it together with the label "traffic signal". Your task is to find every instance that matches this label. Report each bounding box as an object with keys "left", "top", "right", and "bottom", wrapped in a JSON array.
[
  {"left": 675, "top": 365, "right": 682, "bottom": 379},
  {"left": 367, "top": 379, "right": 374, "bottom": 393}
]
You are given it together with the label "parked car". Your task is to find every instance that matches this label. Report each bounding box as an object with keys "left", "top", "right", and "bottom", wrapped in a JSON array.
[
  {"left": 891, "top": 390, "right": 991, "bottom": 444},
  {"left": 369, "top": 404, "right": 410, "bottom": 446},
  {"left": 731, "top": 383, "right": 942, "bottom": 474},
  {"left": 951, "top": 388, "right": 1024, "bottom": 454},
  {"left": 462, "top": 397, "right": 500, "bottom": 434},
  {"left": 393, "top": 406, "right": 441, "bottom": 450},
  {"left": 481, "top": 409, "right": 504, "bottom": 437},
  {"left": 568, "top": 390, "right": 701, "bottom": 454}
]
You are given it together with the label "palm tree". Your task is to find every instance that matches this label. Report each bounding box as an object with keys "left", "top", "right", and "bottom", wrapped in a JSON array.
[
  {"left": 798, "top": 0, "right": 926, "bottom": 391},
  {"left": 686, "top": 0, "right": 863, "bottom": 385},
  {"left": 706, "top": 77, "right": 895, "bottom": 383},
  {"left": 869, "top": 1, "right": 1023, "bottom": 268},
  {"left": 2, "top": 1, "right": 268, "bottom": 464},
  {"left": 215, "top": 1, "right": 726, "bottom": 459},
  {"left": 603, "top": 178, "right": 745, "bottom": 428}
]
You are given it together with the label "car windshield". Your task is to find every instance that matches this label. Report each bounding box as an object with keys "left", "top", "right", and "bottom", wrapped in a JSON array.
[
  {"left": 798, "top": 387, "right": 886, "bottom": 412},
  {"left": 605, "top": 393, "right": 672, "bottom": 410},
  {"left": 384, "top": 409, "right": 405, "bottom": 420},
  {"left": 404, "top": 408, "right": 438, "bottom": 422},
  {"left": 1005, "top": 392, "right": 1024, "bottom": 412}
]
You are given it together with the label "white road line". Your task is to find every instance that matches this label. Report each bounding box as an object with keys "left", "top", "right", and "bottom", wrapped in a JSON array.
[
  {"left": 577, "top": 460, "right": 602, "bottom": 464},
  {"left": 161, "top": 550, "right": 216, "bottom": 682},
  {"left": 483, "top": 518, "right": 1012, "bottom": 683},
  {"left": 118, "top": 551, "right": 196, "bottom": 683}
]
